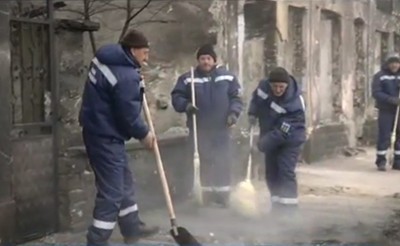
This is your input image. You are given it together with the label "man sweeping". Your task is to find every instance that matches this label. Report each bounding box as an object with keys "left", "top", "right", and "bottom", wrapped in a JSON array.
[
  {"left": 248, "top": 67, "right": 306, "bottom": 216},
  {"left": 171, "top": 44, "right": 244, "bottom": 207},
  {"left": 372, "top": 53, "right": 400, "bottom": 171},
  {"left": 79, "top": 29, "right": 159, "bottom": 246}
]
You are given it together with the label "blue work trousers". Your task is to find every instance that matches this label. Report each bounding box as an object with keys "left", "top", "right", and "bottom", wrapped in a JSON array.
[
  {"left": 264, "top": 143, "right": 302, "bottom": 208},
  {"left": 187, "top": 129, "right": 233, "bottom": 196},
  {"left": 83, "top": 130, "right": 141, "bottom": 246},
  {"left": 375, "top": 110, "right": 400, "bottom": 168}
]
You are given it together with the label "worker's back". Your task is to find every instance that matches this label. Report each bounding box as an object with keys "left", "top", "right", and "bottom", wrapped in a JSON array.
[{"left": 79, "top": 43, "right": 144, "bottom": 141}]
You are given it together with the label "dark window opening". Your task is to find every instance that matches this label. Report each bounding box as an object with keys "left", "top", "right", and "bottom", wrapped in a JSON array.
[
  {"left": 9, "top": 20, "right": 52, "bottom": 138},
  {"left": 376, "top": 0, "right": 394, "bottom": 14}
]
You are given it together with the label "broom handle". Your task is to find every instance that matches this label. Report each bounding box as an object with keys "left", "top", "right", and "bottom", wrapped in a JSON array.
[
  {"left": 142, "top": 88, "right": 178, "bottom": 232},
  {"left": 190, "top": 67, "right": 199, "bottom": 155},
  {"left": 245, "top": 126, "right": 254, "bottom": 181},
  {"left": 392, "top": 91, "right": 400, "bottom": 157},
  {"left": 393, "top": 104, "right": 400, "bottom": 141}
]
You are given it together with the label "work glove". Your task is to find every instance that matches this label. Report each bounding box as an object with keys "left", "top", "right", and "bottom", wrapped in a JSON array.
[
  {"left": 186, "top": 103, "right": 199, "bottom": 114},
  {"left": 248, "top": 115, "right": 257, "bottom": 126},
  {"left": 257, "top": 134, "right": 268, "bottom": 153},
  {"left": 226, "top": 113, "right": 238, "bottom": 127},
  {"left": 389, "top": 97, "right": 400, "bottom": 106}
]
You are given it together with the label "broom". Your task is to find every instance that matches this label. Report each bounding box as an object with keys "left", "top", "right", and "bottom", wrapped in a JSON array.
[
  {"left": 389, "top": 90, "right": 400, "bottom": 167},
  {"left": 141, "top": 82, "right": 201, "bottom": 246},
  {"left": 190, "top": 66, "right": 203, "bottom": 205},
  {"left": 230, "top": 126, "right": 259, "bottom": 218}
]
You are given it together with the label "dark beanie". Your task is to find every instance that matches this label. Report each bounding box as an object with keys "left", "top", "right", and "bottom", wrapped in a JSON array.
[
  {"left": 387, "top": 54, "right": 400, "bottom": 64},
  {"left": 119, "top": 29, "right": 149, "bottom": 49},
  {"left": 269, "top": 67, "right": 290, "bottom": 83},
  {"left": 196, "top": 44, "right": 217, "bottom": 61}
]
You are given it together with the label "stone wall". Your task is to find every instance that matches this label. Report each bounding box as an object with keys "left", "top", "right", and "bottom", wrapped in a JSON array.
[
  {"left": 57, "top": 25, "right": 88, "bottom": 152},
  {"left": 0, "top": 1, "right": 16, "bottom": 243}
]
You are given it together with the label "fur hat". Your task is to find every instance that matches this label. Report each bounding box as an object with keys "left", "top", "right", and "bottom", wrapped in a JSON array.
[
  {"left": 119, "top": 29, "right": 149, "bottom": 49},
  {"left": 196, "top": 44, "right": 217, "bottom": 61},
  {"left": 269, "top": 67, "right": 290, "bottom": 83}
]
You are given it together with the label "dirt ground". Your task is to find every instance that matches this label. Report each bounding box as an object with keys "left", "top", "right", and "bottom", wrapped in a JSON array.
[{"left": 31, "top": 148, "right": 400, "bottom": 245}]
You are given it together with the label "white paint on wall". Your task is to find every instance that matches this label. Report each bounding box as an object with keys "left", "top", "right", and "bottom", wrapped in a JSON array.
[{"left": 318, "top": 15, "right": 334, "bottom": 123}]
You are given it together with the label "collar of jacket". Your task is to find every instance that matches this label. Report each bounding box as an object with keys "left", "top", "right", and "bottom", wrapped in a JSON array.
[
  {"left": 122, "top": 46, "right": 141, "bottom": 69},
  {"left": 195, "top": 65, "right": 220, "bottom": 77}
]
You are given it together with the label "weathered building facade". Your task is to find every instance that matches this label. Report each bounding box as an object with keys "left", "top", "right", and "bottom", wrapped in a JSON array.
[
  {"left": 1, "top": 0, "right": 400, "bottom": 243},
  {"left": 242, "top": 0, "right": 400, "bottom": 162}
]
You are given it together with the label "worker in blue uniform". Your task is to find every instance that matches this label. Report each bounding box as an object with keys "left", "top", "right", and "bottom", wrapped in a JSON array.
[
  {"left": 171, "top": 44, "right": 244, "bottom": 207},
  {"left": 372, "top": 53, "right": 400, "bottom": 171},
  {"left": 248, "top": 67, "right": 306, "bottom": 214},
  {"left": 79, "top": 29, "right": 159, "bottom": 246}
]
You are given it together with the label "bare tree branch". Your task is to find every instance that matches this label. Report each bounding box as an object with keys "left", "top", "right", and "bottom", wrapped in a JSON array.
[
  {"left": 131, "top": 19, "right": 178, "bottom": 26},
  {"left": 84, "top": 0, "right": 97, "bottom": 55},
  {"left": 145, "top": 0, "right": 173, "bottom": 21},
  {"left": 88, "top": 0, "right": 95, "bottom": 11},
  {"left": 127, "top": 0, "right": 174, "bottom": 29},
  {"left": 58, "top": 0, "right": 176, "bottom": 48},
  {"left": 118, "top": 0, "right": 152, "bottom": 41},
  {"left": 57, "top": 8, "right": 85, "bottom": 17},
  {"left": 127, "top": 0, "right": 133, "bottom": 17},
  {"left": 90, "top": 7, "right": 125, "bottom": 16},
  {"left": 89, "top": 0, "right": 119, "bottom": 15},
  {"left": 96, "top": 1, "right": 124, "bottom": 11}
]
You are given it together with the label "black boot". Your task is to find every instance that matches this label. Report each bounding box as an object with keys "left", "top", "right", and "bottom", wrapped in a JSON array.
[
  {"left": 375, "top": 155, "right": 387, "bottom": 171},
  {"left": 392, "top": 163, "right": 400, "bottom": 170},
  {"left": 123, "top": 221, "right": 159, "bottom": 244},
  {"left": 377, "top": 164, "right": 387, "bottom": 171}
]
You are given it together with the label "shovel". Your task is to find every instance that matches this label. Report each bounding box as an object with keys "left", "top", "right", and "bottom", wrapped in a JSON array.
[{"left": 141, "top": 84, "right": 201, "bottom": 246}]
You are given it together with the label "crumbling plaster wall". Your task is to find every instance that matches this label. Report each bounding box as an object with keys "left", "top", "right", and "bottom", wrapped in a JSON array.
[
  {"left": 238, "top": 0, "right": 400, "bottom": 161},
  {"left": 57, "top": 0, "right": 245, "bottom": 135},
  {"left": 0, "top": 1, "right": 16, "bottom": 242},
  {"left": 272, "top": 0, "right": 400, "bottom": 153},
  {"left": 55, "top": 0, "right": 400, "bottom": 158}
]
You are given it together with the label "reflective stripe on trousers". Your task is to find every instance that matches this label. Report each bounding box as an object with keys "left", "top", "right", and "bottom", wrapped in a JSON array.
[
  {"left": 271, "top": 196, "right": 298, "bottom": 205},
  {"left": 92, "top": 204, "right": 139, "bottom": 230},
  {"left": 202, "top": 186, "right": 231, "bottom": 192}
]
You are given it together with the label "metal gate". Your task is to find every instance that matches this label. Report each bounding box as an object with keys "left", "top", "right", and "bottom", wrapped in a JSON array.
[{"left": 7, "top": 0, "right": 59, "bottom": 242}]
